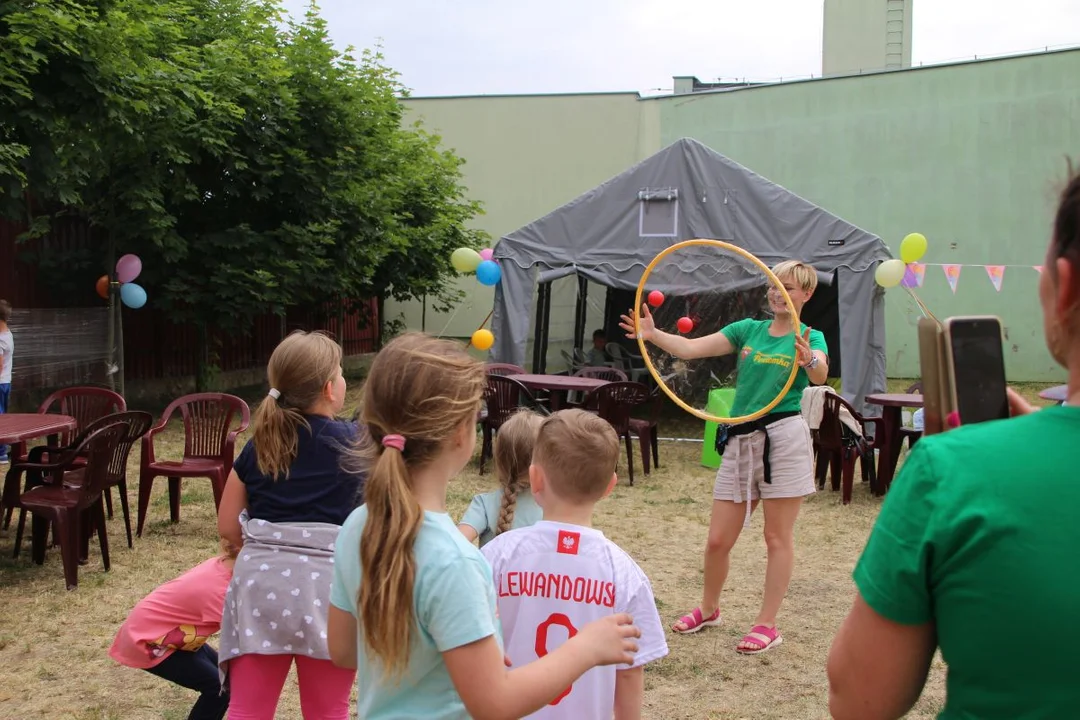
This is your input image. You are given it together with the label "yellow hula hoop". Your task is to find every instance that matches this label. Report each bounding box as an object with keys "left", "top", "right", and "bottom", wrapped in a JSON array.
[{"left": 633, "top": 239, "right": 802, "bottom": 426}]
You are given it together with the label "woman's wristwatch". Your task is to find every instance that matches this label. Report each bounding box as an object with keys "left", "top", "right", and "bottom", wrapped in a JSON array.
[{"left": 805, "top": 354, "right": 819, "bottom": 370}]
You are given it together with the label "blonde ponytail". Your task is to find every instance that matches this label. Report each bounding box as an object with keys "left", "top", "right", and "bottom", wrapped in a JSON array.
[
  {"left": 353, "top": 333, "right": 486, "bottom": 676},
  {"left": 252, "top": 331, "right": 342, "bottom": 480},
  {"left": 492, "top": 409, "right": 543, "bottom": 536}
]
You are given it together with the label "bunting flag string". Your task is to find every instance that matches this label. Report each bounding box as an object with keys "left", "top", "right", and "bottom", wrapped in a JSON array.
[
  {"left": 985, "top": 265, "right": 1005, "bottom": 292},
  {"left": 942, "top": 264, "right": 962, "bottom": 294}
]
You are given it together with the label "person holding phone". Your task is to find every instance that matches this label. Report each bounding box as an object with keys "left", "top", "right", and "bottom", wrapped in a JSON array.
[{"left": 827, "top": 165, "right": 1080, "bottom": 720}]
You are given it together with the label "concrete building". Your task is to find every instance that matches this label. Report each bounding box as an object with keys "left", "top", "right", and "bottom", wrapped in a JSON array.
[
  {"left": 823, "top": 0, "right": 914, "bottom": 76},
  {"left": 390, "top": 33, "right": 1079, "bottom": 383}
]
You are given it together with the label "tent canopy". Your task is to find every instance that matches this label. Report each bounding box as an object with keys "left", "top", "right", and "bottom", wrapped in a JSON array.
[{"left": 490, "top": 138, "right": 892, "bottom": 413}]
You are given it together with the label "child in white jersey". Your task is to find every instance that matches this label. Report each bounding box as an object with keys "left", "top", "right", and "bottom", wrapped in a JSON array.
[
  {"left": 459, "top": 409, "right": 544, "bottom": 547},
  {"left": 326, "top": 334, "right": 642, "bottom": 720},
  {"left": 482, "top": 409, "right": 669, "bottom": 720}
]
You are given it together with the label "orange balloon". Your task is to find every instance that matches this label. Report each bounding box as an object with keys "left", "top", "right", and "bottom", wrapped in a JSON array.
[{"left": 96, "top": 275, "right": 110, "bottom": 300}]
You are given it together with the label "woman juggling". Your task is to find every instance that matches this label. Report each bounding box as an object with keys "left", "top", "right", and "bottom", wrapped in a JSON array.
[{"left": 620, "top": 260, "right": 828, "bottom": 654}]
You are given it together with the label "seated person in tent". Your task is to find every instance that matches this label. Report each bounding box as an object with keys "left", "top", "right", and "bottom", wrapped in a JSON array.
[{"left": 586, "top": 329, "right": 611, "bottom": 367}]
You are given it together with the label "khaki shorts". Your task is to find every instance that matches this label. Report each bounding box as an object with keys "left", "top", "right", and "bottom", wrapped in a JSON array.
[{"left": 712, "top": 415, "right": 816, "bottom": 503}]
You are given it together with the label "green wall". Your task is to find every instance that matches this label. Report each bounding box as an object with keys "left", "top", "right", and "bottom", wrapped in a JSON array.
[
  {"left": 393, "top": 49, "right": 1079, "bottom": 381},
  {"left": 658, "top": 49, "right": 1079, "bottom": 380},
  {"left": 391, "top": 93, "right": 654, "bottom": 345}
]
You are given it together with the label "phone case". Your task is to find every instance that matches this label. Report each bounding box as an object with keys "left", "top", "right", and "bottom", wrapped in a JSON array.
[
  {"left": 917, "top": 318, "right": 948, "bottom": 435},
  {"left": 941, "top": 315, "right": 1004, "bottom": 428}
]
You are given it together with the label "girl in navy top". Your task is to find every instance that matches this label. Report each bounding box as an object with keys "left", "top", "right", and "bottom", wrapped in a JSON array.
[{"left": 217, "top": 330, "right": 365, "bottom": 719}]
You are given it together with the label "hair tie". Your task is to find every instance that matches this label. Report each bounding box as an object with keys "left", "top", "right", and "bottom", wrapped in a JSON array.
[
  {"left": 381, "top": 434, "right": 406, "bottom": 452},
  {"left": 267, "top": 388, "right": 281, "bottom": 400}
]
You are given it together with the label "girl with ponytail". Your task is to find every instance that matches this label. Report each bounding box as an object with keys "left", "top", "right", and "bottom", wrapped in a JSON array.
[
  {"left": 327, "top": 332, "right": 642, "bottom": 720},
  {"left": 458, "top": 409, "right": 544, "bottom": 547},
  {"left": 217, "top": 331, "right": 365, "bottom": 719}
]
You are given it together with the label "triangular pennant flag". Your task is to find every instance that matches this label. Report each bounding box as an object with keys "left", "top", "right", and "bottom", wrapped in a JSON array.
[
  {"left": 1034, "top": 265, "right": 1043, "bottom": 274},
  {"left": 942, "top": 264, "right": 962, "bottom": 294},
  {"left": 901, "top": 263, "right": 926, "bottom": 288},
  {"left": 984, "top": 265, "right": 1005, "bottom": 292}
]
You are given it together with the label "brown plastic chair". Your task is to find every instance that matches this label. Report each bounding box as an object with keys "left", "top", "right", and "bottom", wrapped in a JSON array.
[
  {"left": 22, "top": 411, "right": 153, "bottom": 549},
  {"left": 815, "top": 393, "right": 884, "bottom": 505},
  {"left": 136, "top": 393, "right": 250, "bottom": 537},
  {"left": 8, "top": 421, "right": 128, "bottom": 589},
  {"left": 628, "top": 386, "right": 663, "bottom": 476},
  {"left": 486, "top": 363, "right": 526, "bottom": 377},
  {"left": 479, "top": 376, "right": 543, "bottom": 474},
  {"left": 3, "top": 386, "right": 125, "bottom": 528},
  {"left": 588, "top": 381, "right": 652, "bottom": 486}
]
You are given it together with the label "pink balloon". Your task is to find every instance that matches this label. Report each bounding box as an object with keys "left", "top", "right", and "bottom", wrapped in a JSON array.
[
  {"left": 479, "top": 248, "right": 494, "bottom": 262},
  {"left": 116, "top": 254, "right": 142, "bottom": 284}
]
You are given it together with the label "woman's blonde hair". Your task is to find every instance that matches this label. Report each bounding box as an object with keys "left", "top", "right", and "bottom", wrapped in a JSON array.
[
  {"left": 771, "top": 260, "right": 819, "bottom": 293},
  {"left": 252, "top": 331, "right": 343, "bottom": 479},
  {"left": 493, "top": 409, "right": 544, "bottom": 535},
  {"left": 355, "top": 332, "right": 485, "bottom": 678}
]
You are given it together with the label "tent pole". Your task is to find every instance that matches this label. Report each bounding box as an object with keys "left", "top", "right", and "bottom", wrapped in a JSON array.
[
  {"left": 573, "top": 276, "right": 588, "bottom": 351},
  {"left": 532, "top": 282, "right": 548, "bottom": 372},
  {"left": 538, "top": 283, "right": 552, "bottom": 373}
]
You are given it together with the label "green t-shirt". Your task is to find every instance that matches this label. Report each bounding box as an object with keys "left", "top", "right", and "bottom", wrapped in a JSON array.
[
  {"left": 854, "top": 405, "right": 1080, "bottom": 719},
  {"left": 720, "top": 318, "right": 827, "bottom": 418}
]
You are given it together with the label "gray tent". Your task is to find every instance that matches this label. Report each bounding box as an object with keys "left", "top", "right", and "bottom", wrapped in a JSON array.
[{"left": 490, "top": 138, "right": 891, "bottom": 414}]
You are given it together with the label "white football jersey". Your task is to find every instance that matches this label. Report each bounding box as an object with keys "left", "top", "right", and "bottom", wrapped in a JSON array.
[{"left": 482, "top": 521, "right": 668, "bottom": 719}]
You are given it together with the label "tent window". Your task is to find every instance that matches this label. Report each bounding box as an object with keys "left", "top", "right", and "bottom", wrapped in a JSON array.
[{"left": 638, "top": 188, "right": 679, "bottom": 237}]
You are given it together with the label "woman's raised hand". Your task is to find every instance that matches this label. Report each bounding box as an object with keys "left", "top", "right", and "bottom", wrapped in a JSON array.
[{"left": 619, "top": 305, "right": 655, "bottom": 342}]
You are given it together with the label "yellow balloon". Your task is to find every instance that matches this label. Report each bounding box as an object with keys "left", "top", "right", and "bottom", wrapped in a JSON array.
[
  {"left": 899, "top": 233, "right": 928, "bottom": 264},
  {"left": 451, "top": 248, "right": 482, "bottom": 273},
  {"left": 875, "top": 258, "right": 907, "bottom": 288},
  {"left": 471, "top": 328, "right": 494, "bottom": 351}
]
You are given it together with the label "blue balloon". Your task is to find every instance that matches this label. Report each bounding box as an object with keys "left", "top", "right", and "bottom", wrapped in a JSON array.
[
  {"left": 476, "top": 260, "right": 501, "bottom": 287},
  {"left": 120, "top": 282, "right": 147, "bottom": 309}
]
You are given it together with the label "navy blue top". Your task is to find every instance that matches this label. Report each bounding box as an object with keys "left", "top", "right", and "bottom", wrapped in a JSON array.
[{"left": 234, "top": 415, "right": 365, "bottom": 526}]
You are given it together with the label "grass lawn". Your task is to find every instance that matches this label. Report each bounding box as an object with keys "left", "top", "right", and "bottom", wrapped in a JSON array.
[{"left": 0, "top": 378, "right": 1060, "bottom": 719}]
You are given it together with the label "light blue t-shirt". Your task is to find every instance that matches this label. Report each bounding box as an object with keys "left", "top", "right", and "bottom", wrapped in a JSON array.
[
  {"left": 459, "top": 490, "right": 543, "bottom": 547},
  {"left": 330, "top": 506, "right": 502, "bottom": 720}
]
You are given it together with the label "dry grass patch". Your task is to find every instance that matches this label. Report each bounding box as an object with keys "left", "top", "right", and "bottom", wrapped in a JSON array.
[{"left": 0, "top": 379, "right": 1059, "bottom": 718}]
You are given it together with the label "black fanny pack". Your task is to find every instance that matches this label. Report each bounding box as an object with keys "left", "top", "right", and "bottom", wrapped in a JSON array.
[{"left": 714, "top": 410, "right": 802, "bottom": 484}]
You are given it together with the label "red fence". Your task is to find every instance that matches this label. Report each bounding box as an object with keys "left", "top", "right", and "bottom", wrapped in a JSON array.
[{"left": 0, "top": 217, "right": 380, "bottom": 385}]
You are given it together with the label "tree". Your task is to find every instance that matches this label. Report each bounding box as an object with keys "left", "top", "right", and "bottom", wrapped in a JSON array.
[{"left": 0, "top": 0, "right": 485, "bottom": 387}]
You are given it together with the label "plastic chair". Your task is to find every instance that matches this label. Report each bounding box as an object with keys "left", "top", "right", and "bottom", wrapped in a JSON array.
[
  {"left": 606, "top": 345, "right": 650, "bottom": 384},
  {"left": 900, "top": 381, "right": 923, "bottom": 449},
  {"left": 588, "top": 381, "right": 652, "bottom": 485},
  {"left": 2, "top": 386, "right": 126, "bottom": 530},
  {"left": 136, "top": 393, "right": 250, "bottom": 537},
  {"left": 9, "top": 421, "right": 128, "bottom": 589},
  {"left": 479, "top": 376, "right": 543, "bottom": 474},
  {"left": 22, "top": 411, "right": 153, "bottom": 549},
  {"left": 815, "top": 393, "right": 884, "bottom": 504},
  {"left": 486, "top": 363, "right": 526, "bottom": 377},
  {"left": 628, "top": 386, "right": 664, "bottom": 476}
]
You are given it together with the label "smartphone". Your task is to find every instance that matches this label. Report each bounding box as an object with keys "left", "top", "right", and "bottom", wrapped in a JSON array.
[
  {"left": 916, "top": 317, "right": 948, "bottom": 435},
  {"left": 942, "top": 316, "right": 1009, "bottom": 426}
]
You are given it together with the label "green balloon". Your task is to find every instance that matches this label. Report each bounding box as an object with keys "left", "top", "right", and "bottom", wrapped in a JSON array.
[
  {"left": 451, "top": 247, "right": 482, "bottom": 273},
  {"left": 900, "top": 233, "right": 928, "bottom": 264}
]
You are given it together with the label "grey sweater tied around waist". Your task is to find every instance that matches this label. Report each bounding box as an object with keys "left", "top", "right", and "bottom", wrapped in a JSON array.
[{"left": 218, "top": 510, "right": 342, "bottom": 686}]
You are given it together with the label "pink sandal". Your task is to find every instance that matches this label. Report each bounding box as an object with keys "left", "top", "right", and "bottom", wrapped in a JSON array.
[
  {"left": 672, "top": 607, "right": 722, "bottom": 634},
  {"left": 736, "top": 624, "right": 783, "bottom": 654}
]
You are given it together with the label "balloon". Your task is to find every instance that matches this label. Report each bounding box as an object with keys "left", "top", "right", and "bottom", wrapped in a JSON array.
[
  {"left": 677, "top": 316, "right": 694, "bottom": 334},
  {"left": 875, "top": 258, "right": 907, "bottom": 288},
  {"left": 120, "top": 282, "right": 147, "bottom": 309},
  {"left": 899, "top": 233, "right": 928, "bottom": 264},
  {"left": 476, "top": 260, "right": 502, "bottom": 286},
  {"left": 479, "top": 248, "right": 494, "bottom": 262},
  {"left": 116, "top": 254, "right": 142, "bottom": 284},
  {"left": 647, "top": 290, "right": 664, "bottom": 308},
  {"left": 450, "top": 248, "right": 482, "bottom": 273},
  {"left": 95, "top": 275, "right": 110, "bottom": 300},
  {"left": 471, "top": 328, "right": 494, "bottom": 351}
]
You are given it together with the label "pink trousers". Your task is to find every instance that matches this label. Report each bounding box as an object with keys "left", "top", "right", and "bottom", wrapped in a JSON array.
[{"left": 226, "top": 654, "right": 355, "bottom": 719}]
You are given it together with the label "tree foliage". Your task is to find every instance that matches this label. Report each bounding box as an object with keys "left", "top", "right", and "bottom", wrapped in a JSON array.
[{"left": 0, "top": 0, "right": 484, "bottom": 376}]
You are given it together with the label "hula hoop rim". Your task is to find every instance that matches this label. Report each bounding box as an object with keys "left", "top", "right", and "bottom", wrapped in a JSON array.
[{"left": 633, "top": 239, "right": 802, "bottom": 426}]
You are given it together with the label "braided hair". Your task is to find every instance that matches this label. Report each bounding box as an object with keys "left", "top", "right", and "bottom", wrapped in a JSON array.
[{"left": 492, "top": 409, "right": 544, "bottom": 535}]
